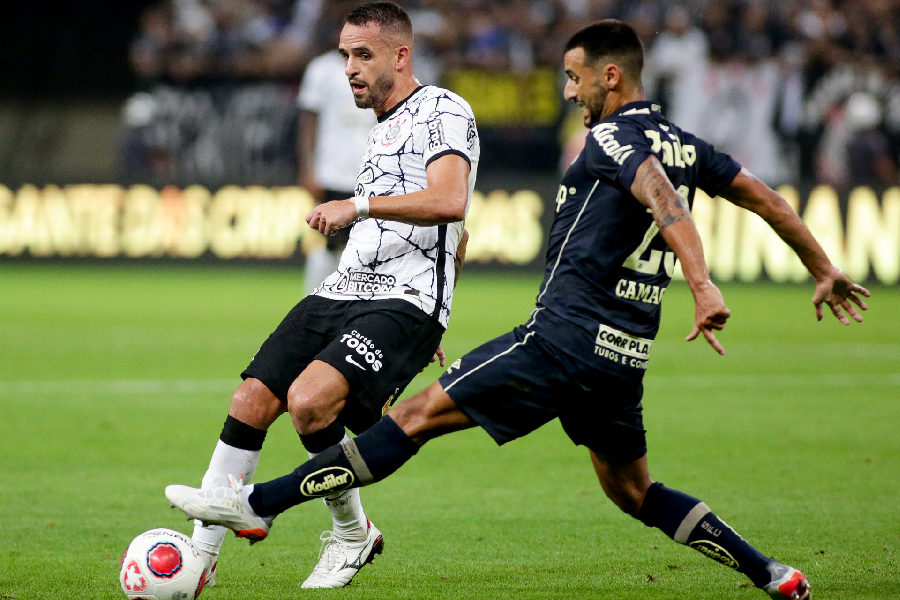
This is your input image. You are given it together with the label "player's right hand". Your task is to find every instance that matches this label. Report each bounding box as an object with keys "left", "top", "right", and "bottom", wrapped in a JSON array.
[
  {"left": 686, "top": 281, "right": 730, "bottom": 355},
  {"left": 306, "top": 199, "right": 358, "bottom": 236}
]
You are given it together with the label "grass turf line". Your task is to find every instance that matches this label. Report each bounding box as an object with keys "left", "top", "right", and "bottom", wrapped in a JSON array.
[{"left": 1, "top": 264, "right": 898, "bottom": 599}]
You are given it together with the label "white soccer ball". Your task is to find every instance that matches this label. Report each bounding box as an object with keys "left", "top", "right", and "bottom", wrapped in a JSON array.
[{"left": 119, "top": 528, "right": 207, "bottom": 600}]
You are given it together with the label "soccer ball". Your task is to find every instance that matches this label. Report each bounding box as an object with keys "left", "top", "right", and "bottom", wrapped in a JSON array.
[{"left": 120, "top": 528, "right": 207, "bottom": 600}]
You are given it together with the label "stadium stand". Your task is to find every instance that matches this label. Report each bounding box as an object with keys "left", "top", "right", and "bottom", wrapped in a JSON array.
[{"left": 115, "top": 0, "right": 900, "bottom": 187}]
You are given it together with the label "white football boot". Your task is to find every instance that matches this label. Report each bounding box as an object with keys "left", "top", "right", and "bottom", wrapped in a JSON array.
[
  {"left": 165, "top": 474, "right": 272, "bottom": 543},
  {"left": 203, "top": 554, "right": 217, "bottom": 587},
  {"left": 301, "top": 520, "right": 384, "bottom": 588},
  {"left": 764, "top": 562, "right": 811, "bottom": 599}
]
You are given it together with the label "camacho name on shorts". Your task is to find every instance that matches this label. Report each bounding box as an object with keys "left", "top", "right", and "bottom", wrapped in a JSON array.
[{"left": 594, "top": 323, "right": 652, "bottom": 370}]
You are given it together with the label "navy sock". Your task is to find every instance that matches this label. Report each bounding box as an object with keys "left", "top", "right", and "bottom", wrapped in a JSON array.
[
  {"left": 638, "top": 482, "right": 772, "bottom": 588},
  {"left": 249, "top": 416, "right": 419, "bottom": 517}
]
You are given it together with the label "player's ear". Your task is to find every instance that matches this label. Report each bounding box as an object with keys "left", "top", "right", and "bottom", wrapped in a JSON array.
[
  {"left": 395, "top": 45, "right": 411, "bottom": 71},
  {"left": 602, "top": 63, "right": 621, "bottom": 90}
]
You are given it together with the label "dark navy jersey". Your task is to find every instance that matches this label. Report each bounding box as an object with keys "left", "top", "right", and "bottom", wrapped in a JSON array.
[{"left": 526, "top": 101, "right": 740, "bottom": 380}]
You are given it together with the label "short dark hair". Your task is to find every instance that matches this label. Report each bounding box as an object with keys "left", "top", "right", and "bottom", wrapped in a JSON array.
[
  {"left": 346, "top": 2, "right": 413, "bottom": 44},
  {"left": 565, "top": 20, "right": 644, "bottom": 80}
]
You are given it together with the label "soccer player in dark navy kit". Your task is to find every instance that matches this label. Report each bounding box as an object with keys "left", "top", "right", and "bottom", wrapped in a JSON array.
[{"left": 168, "top": 20, "right": 871, "bottom": 599}]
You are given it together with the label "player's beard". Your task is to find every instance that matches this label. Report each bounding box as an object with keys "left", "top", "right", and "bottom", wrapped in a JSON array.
[
  {"left": 354, "top": 71, "right": 395, "bottom": 109},
  {"left": 583, "top": 83, "right": 608, "bottom": 126}
]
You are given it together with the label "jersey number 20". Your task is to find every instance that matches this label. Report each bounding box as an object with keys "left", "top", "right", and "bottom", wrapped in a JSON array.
[{"left": 621, "top": 184, "right": 689, "bottom": 276}]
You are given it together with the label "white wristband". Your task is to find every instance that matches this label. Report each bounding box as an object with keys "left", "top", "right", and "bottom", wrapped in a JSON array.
[{"left": 352, "top": 196, "right": 370, "bottom": 218}]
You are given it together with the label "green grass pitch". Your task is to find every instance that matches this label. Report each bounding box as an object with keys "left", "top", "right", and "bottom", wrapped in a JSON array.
[{"left": 1, "top": 264, "right": 898, "bottom": 599}]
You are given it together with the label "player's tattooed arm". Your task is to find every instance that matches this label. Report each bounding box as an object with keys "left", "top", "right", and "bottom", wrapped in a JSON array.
[
  {"left": 719, "top": 168, "right": 870, "bottom": 324},
  {"left": 631, "top": 155, "right": 730, "bottom": 354},
  {"left": 631, "top": 155, "right": 691, "bottom": 229}
]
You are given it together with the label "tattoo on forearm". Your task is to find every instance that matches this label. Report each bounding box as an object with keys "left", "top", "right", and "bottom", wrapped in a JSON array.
[{"left": 639, "top": 165, "right": 691, "bottom": 228}]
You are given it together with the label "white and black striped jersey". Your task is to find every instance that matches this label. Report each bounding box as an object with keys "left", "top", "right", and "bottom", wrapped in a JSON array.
[{"left": 314, "top": 85, "right": 480, "bottom": 328}]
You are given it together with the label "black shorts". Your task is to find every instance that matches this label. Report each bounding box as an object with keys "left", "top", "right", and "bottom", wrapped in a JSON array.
[
  {"left": 438, "top": 326, "right": 647, "bottom": 464},
  {"left": 243, "top": 295, "right": 444, "bottom": 434}
]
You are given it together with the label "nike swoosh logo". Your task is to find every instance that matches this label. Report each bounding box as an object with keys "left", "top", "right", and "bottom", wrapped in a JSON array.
[{"left": 345, "top": 355, "right": 366, "bottom": 370}]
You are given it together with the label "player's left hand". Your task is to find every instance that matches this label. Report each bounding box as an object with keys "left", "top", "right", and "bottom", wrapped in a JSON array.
[
  {"left": 686, "top": 281, "right": 730, "bottom": 355},
  {"left": 812, "top": 266, "right": 870, "bottom": 324},
  {"left": 306, "top": 199, "right": 358, "bottom": 236},
  {"left": 429, "top": 345, "right": 446, "bottom": 368}
]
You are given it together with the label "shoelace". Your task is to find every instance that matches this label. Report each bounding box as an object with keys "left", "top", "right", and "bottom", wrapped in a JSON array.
[
  {"left": 221, "top": 473, "right": 245, "bottom": 509},
  {"left": 315, "top": 531, "right": 340, "bottom": 571}
]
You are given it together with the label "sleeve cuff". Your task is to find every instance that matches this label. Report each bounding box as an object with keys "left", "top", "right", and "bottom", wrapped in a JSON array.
[{"left": 425, "top": 149, "right": 471, "bottom": 169}]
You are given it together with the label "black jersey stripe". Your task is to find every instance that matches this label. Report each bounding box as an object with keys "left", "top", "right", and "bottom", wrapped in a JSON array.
[
  {"left": 535, "top": 180, "right": 600, "bottom": 304},
  {"left": 431, "top": 224, "right": 448, "bottom": 320}
]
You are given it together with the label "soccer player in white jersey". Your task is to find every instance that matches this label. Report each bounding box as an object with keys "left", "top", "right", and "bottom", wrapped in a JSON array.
[{"left": 186, "top": 1, "right": 479, "bottom": 589}]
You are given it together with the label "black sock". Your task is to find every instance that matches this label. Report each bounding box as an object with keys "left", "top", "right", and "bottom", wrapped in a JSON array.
[
  {"left": 249, "top": 415, "right": 419, "bottom": 516},
  {"left": 638, "top": 482, "right": 773, "bottom": 588},
  {"left": 299, "top": 419, "right": 346, "bottom": 454},
  {"left": 219, "top": 415, "right": 267, "bottom": 451}
]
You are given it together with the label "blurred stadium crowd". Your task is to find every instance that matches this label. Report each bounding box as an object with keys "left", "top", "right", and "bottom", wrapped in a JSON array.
[{"left": 121, "top": 0, "right": 900, "bottom": 187}]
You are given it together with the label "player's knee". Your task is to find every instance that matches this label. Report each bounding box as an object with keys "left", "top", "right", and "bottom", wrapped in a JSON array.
[
  {"left": 388, "top": 383, "right": 468, "bottom": 444},
  {"left": 229, "top": 378, "right": 284, "bottom": 429},
  {"left": 286, "top": 387, "right": 344, "bottom": 436},
  {"left": 386, "top": 392, "right": 430, "bottom": 435},
  {"left": 286, "top": 394, "right": 323, "bottom": 432}
]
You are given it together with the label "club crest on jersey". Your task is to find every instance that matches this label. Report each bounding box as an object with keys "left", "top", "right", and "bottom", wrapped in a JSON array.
[
  {"left": 381, "top": 117, "right": 407, "bottom": 146},
  {"left": 300, "top": 467, "right": 355, "bottom": 497},
  {"left": 147, "top": 542, "right": 183, "bottom": 578}
]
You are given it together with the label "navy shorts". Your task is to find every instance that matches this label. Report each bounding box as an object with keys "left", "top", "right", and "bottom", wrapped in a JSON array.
[
  {"left": 243, "top": 295, "right": 444, "bottom": 434},
  {"left": 438, "top": 326, "right": 647, "bottom": 464}
]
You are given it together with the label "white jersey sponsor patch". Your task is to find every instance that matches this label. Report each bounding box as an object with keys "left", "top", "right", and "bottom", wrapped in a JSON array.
[
  {"left": 594, "top": 324, "right": 652, "bottom": 360},
  {"left": 315, "top": 86, "right": 480, "bottom": 328}
]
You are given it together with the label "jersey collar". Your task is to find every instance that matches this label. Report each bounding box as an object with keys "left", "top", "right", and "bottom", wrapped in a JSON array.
[
  {"left": 591, "top": 100, "right": 661, "bottom": 126},
  {"left": 377, "top": 85, "right": 425, "bottom": 123}
]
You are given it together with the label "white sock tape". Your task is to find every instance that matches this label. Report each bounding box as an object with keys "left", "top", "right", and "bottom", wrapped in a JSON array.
[{"left": 352, "top": 196, "right": 370, "bottom": 218}]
